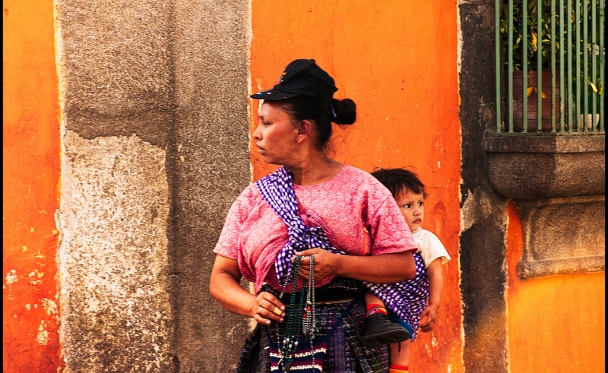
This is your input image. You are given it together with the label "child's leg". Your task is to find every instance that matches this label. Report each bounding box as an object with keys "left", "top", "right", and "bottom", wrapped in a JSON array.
[
  {"left": 364, "top": 292, "right": 387, "bottom": 315},
  {"left": 361, "top": 292, "right": 410, "bottom": 347},
  {"left": 388, "top": 340, "right": 411, "bottom": 373}
]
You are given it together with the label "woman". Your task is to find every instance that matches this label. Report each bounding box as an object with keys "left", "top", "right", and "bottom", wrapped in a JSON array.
[{"left": 210, "top": 59, "right": 417, "bottom": 372}]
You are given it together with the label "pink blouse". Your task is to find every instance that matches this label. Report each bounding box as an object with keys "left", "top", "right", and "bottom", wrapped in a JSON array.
[{"left": 213, "top": 165, "right": 417, "bottom": 292}]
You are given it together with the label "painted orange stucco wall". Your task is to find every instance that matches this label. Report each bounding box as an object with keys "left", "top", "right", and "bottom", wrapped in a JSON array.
[
  {"left": 506, "top": 202, "right": 605, "bottom": 372},
  {"left": 249, "top": 1, "right": 463, "bottom": 372},
  {"left": 3, "top": 0, "right": 64, "bottom": 371}
]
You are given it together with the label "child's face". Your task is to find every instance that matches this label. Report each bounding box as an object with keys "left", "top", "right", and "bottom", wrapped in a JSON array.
[{"left": 395, "top": 189, "right": 425, "bottom": 232}]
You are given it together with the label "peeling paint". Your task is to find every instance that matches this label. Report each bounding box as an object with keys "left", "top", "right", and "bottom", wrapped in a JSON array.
[
  {"left": 42, "top": 298, "right": 58, "bottom": 315},
  {"left": 36, "top": 320, "right": 49, "bottom": 345},
  {"left": 4, "top": 0, "right": 63, "bottom": 369},
  {"left": 5, "top": 269, "right": 18, "bottom": 285},
  {"left": 432, "top": 335, "right": 439, "bottom": 348}
]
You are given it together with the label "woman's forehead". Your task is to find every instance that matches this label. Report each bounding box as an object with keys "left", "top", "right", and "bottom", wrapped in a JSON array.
[{"left": 259, "top": 101, "right": 291, "bottom": 120}]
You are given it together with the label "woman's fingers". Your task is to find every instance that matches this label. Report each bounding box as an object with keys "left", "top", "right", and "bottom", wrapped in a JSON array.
[
  {"left": 298, "top": 263, "right": 311, "bottom": 280},
  {"left": 253, "top": 292, "right": 285, "bottom": 325},
  {"left": 296, "top": 249, "right": 337, "bottom": 281}
]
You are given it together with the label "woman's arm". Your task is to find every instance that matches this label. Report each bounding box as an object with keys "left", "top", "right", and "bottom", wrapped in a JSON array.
[
  {"left": 296, "top": 248, "right": 416, "bottom": 283},
  {"left": 210, "top": 255, "right": 285, "bottom": 325}
]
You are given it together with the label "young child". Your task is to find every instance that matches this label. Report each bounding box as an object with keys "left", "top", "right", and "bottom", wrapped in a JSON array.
[{"left": 361, "top": 168, "right": 451, "bottom": 373}]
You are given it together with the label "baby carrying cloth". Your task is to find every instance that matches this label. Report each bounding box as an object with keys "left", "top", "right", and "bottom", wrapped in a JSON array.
[{"left": 256, "top": 166, "right": 430, "bottom": 341}]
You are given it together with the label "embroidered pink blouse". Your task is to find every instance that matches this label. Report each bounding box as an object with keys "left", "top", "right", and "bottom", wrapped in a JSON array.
[{"left": 213, "top": 165, "right": 417, "bottom": 292}]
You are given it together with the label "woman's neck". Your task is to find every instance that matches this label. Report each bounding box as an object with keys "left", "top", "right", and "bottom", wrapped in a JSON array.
[{"left": 287, "top": 152, "right": 343, "bottom": 186}]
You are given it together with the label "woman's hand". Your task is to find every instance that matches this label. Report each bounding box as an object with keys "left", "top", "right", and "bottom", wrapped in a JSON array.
[
  {"left": 295, "top": 249, "right": 415, "bottom": 284},
  {"left": 210, "top": 255, "right": 285, "bottom": 324},
  {"left": 295, "top": 248, "right": 340, "bottom": 281},
  {"left": 252, "top": 292, "right": 285, "bottom": 325}
]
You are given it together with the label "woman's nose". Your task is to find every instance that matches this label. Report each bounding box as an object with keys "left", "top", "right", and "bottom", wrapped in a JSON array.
[{"left": 253, "top": 124, "right": 262, "bottom": 140}]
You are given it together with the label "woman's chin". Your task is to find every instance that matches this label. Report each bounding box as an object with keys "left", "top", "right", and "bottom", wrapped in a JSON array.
[{"left": 260, "top": 156, "right": 282, "bottom": 166}]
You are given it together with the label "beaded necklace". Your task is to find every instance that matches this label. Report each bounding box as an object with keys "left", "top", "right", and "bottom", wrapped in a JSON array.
[
  {"left": 275, "top": 255, "right": 317, "bottom": 372},
  {"left": 302, "top": 255, "right": 315, "bottom": 336},
  {"left": 305, "top": 255, "right": 316, "bottom": 370}
]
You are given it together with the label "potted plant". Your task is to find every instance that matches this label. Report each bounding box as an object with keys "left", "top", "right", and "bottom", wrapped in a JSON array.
[{"left": 498, "top": 0, "right": 603, "bottom": 132}]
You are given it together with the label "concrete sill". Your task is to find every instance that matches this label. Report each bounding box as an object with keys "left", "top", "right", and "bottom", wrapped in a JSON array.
[
  {"left": 483, "top": 133, "right": 605, "bottom": 279},
  {"left": 483, "top": 133, "right": 605, "bottom": 200}
]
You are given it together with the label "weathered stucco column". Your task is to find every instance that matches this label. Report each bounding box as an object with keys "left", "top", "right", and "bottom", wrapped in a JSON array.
[
  {"left": 171, "top": 1, "right": 252, "bottom": 371},
  {"left": 55, "top": 0, "right": 251, "bottom": 371},
  {"left": 458, "top": 0, "right": 510, "bottom": 371}
]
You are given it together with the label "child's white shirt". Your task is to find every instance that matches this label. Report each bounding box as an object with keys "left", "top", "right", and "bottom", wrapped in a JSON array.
[{"left": 411, "top": 228, "right": 451, "bottom": 268}]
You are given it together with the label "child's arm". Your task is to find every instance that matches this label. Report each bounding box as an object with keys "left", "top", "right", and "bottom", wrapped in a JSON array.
[{"left": 419, "top": 258, "right": 444, "bottom": 332}]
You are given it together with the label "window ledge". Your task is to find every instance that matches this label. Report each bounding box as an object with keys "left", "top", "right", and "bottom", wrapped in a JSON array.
[
  {"left": 483, "top": 133, "right": 605, "bottom": 200},
  {"left": 484, "top": 133, "right": 605, "bottom": 279}
]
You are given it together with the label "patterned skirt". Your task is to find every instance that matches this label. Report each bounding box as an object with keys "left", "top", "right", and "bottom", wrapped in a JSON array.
[{"left": 236, "top": 279, "right": 389, "bottom": 373}]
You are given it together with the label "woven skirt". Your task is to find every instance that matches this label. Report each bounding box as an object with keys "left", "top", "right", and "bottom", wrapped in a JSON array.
[{"left": 236, "top": 279, "right": 389, "bottom": 373}]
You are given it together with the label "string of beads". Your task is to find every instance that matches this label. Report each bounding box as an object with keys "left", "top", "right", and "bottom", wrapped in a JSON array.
[{"left": 275, "top": 255, "right": 317, "bottom": 372}]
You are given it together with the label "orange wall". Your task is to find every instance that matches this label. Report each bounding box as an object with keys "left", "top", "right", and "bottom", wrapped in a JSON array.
[
  {"left": 249, "top": 1, "right": 463, "bottom": 371},
  {"left": 3, "top": 0, "right": 64, "bottom": 371},
  {"left": 506, "top": 202, "right": 605, "bottom": 372}
]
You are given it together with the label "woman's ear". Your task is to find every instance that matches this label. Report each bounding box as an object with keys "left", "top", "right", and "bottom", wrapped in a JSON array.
[{"left": 296, "top": 120, "right": 313, "bottom": 143}]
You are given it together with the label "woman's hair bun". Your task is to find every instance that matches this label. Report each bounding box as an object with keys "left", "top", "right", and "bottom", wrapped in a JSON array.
[{"left": 331, "top": 98, "right": 356, "bottom": 125}]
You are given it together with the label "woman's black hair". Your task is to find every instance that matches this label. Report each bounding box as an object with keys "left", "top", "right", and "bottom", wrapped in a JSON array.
[
  {"left": 277, "top": 96, "right": 356, "bottom": 151},
  {"left": 370, "top": 168, "right": 428, "bottom": 199}
]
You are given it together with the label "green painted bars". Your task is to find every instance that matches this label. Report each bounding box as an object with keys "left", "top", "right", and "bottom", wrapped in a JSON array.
[{"left": 495, "top": 0, "right": 605, "bottom": 133}]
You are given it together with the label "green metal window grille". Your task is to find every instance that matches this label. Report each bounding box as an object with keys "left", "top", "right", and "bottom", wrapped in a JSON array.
[{"left": 495, "top": 0, "right": 605, "bottom": 134}]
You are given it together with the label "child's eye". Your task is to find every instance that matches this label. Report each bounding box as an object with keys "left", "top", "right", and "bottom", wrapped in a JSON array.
[
  {"left": 418, "top": 202, "right": 424, "bottom": 207},
  {"left": 403, "top": 204, "right": 411, "bottom": 209}
]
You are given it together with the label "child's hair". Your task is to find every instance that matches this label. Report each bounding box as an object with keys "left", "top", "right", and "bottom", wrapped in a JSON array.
[{"left": 371, "top": 168, "right": 428, "bottom": 199}]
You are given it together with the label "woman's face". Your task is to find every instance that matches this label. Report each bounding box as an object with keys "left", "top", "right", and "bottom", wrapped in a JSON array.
[{"left": 253, "top": 101, "right": 301, "bottom": 165}]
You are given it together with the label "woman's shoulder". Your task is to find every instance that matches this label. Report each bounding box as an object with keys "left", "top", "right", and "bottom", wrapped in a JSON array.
[
  {"left": 337, "top": 165, "right": 386, "bottom": 188},
  {"left": 232, "top": 182, "right": 265, "bottom": 209},
  {"left": 339, "top": 164, "right": 370, "bottom": 178},
  {"left": 337, "top": 165, "right": 394, "bottom": 199}
]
